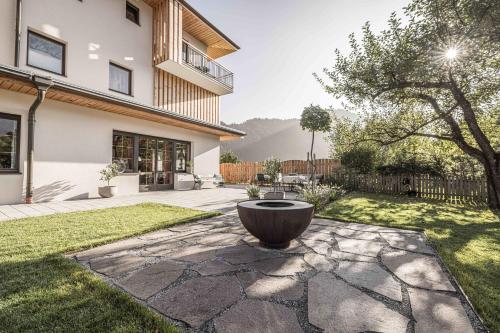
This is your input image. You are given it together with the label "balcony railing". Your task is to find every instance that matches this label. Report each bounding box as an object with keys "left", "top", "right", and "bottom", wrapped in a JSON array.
[{"left": 182, "top": 42, "right": 233, "bottom": 89}]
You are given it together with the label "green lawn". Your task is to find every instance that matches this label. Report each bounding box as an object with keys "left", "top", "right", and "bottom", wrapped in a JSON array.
[
  {"left": 318, "top": 192, "right": 500, "bottom": 332},
  {"left": 0, "top": 203, "right": 218, "bottom": 333}
]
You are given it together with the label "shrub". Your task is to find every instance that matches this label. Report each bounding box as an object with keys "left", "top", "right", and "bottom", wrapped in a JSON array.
[
  {"left": 298, "top": 184, "right": 346, "bottom": 211},
  {"left": 99, "top": 163, "right": 120, "bottom": 186},
  {"left": 263, "top": 157, "right": 281, "bottom": 188},
  {"left": 246, "top": 185, "right": 261, "bottom": 199}
]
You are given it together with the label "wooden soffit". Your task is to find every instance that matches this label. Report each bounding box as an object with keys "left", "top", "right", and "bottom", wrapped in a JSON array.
[{"left": 0, "top": 74, "right": 243, "bottom": 140}]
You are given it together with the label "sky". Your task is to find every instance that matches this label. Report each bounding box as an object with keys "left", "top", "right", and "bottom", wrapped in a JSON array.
[{"left": 187, "top": 0, "right": 410, "bottom": 124}]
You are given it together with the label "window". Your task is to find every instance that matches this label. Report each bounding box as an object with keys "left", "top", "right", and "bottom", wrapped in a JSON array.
[
  {"left": 112, "top": 133, "right": 135, "bottom": 173},
  {"left": 0, "top": 113, "right": 21, "bottom": 173},
  {"left": 176, "top": 143, "right": 189, "bottom": 172},
  {"left": 27, "top": 31, "right": 65, "bottom": 75},
  {"left": 126, "top": 2, "right": 140, "bottom": 25},
  {"left": 109, "top": 62, "right": 132, "bottom": 95}
]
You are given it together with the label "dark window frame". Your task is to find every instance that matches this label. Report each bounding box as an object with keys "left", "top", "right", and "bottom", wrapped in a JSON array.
[
  {"left": 112, "top": 130, "right": 191, "bottom": 175},
  {"left": 109, "top": 62, "right": 133, "bottom": 96},
  {"left": 126, "top": 1, "right": 140, "bottom": 26},
  {"left": 26, "top": 30, "right": 66, "bottom": 76},
  {"left": 0, "top": 112, "right": 21, "bottom": 174}
]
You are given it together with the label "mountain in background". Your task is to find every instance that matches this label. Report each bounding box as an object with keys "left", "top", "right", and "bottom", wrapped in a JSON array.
[{"left": 221, "top": 109, "right": 355, "bottom": 162}]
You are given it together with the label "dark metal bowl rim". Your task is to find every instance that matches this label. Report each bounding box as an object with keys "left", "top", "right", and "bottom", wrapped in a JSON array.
[{"left": 237, "top": 200, "right": 313, "bottom": 211}]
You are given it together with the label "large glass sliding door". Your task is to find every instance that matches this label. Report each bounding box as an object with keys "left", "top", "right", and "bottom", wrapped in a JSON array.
[{"left": 113, "top": 131, "right": 189, "bottom": 192}]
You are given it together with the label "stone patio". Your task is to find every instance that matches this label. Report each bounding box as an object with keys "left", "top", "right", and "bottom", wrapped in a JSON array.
[{"left": 71, "top": 208, "right": 484, "bottom": 333}]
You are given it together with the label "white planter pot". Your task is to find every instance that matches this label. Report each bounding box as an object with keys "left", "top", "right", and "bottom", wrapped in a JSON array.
[{"left": 98, "top": 186, "right": 118, "bottom": 198}]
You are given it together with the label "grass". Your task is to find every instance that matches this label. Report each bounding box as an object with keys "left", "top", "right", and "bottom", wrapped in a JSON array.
[
  {"left": 317, "top": 192, "right": 500, "bottom": 332},
  {"left": 0, "top": 203, "right": 218, "bottom": 333}
]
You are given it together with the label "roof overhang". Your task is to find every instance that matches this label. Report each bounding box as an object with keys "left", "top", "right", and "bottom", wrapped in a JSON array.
[{"left": 0, "top": 65, "right": 245, "bottom": 141}]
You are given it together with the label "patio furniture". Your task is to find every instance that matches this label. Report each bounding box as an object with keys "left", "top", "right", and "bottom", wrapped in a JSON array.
[
  {"left": 255, "top": 173, "right": 270, "bottom": 186},
  {"left": 174, "top": 173, "right": 195, "bottom": 190},
  {"left": 237, "top": 200, "right": 314, "bottom": 249}
]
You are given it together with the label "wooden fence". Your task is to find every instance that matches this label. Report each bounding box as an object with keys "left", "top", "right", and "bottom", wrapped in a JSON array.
[
  {"left": 220, "top": 159, "right": 341, "bottom": 184},
  {"left": 328, "top": 173, "right": 488, "bottom": 203}
]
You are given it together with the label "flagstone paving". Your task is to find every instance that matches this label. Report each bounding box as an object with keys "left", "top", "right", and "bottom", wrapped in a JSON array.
[{"left": 72, "top": 213, "right": 483, "bottom": 332}]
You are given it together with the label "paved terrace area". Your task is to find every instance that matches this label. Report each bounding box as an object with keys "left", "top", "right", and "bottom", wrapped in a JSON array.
[{"left": 53, "top": 189, "right": 483, "bottom": 333}]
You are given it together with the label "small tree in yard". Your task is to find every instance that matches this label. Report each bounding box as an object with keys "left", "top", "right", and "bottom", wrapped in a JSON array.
[
  {"left": 300, "top": 104, "right": 332, "bottom": 190},
  {"left": 316, "top": 0, "right": 500, "bottom": 209},
  {"left": 263, "top": 157, "right": 281, "bottom": 192},
  {"left": 220, "top": 151, "right": 239, "bottom": 164}
]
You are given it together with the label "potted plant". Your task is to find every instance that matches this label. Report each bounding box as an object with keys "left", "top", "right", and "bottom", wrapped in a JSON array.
[
  {"left": 263, "top": 157, "right": 284, "bottom": 199},
  {"left": 246, "top": 184, "right": 261, "bottom": 200},
  {"left": 98, "top": 163, "right": 120, "bottom": 198}
]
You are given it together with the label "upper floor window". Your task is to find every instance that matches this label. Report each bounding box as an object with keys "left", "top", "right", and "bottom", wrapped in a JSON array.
[
  {"left": 27, "top": 31, "right": 65, "bottom": 75},
  {"left": 0, "top": 113, "right": 21, "bottom": 173},
  {"left": 109, "top": 62, "right": 132, "bottom": 96},
  {"left": 126, "top": 2, "right": 140, "bottom": 25}
]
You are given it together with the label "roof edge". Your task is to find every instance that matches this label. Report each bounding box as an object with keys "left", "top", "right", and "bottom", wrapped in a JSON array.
[{"left": 0, "top": 64, "right": 245, "bottom": 137}]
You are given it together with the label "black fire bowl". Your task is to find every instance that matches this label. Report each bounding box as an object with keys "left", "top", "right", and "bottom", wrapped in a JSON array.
[{"left": 237, "top": 200, "right": 314, "bottom": 249}]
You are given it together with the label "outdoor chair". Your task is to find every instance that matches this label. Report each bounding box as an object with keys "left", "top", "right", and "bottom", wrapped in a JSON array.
[{"left": 256, "top": 173, "right": 267, "bottom": 186}]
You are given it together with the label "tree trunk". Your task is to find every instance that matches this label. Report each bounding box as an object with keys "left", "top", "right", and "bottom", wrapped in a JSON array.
[
  {"left": 483, "top": 157, "right": 500, "bottom": 209},
  {"left": 310, "top": 131, "right": 316, "bottom": 190}
]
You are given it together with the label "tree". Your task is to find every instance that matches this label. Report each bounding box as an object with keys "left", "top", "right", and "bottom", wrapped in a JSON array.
[
  {"left": 220, "top": 151, "right": 238, "bottom": 164},
  {"left": 263, "top": 156, "right": 281, "bottom": 192},
  {"left": 316, "top": 0, "right": 500, "bottom": 208},
  {"left": 340, "top": 144, "right": 381, "bottom": 174},
  {"left": 300, "top": 104, "right": 332, "bottom": 189}
]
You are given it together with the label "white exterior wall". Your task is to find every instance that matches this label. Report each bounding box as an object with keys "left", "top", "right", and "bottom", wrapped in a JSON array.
[
  {"left": 17, "top": 0, "right": 154, "bottom": 105},
  {"left": 0, "top": 0, "right": 16, "bottom": 66},
  {"left": 0, "top": 89, "right": 220, "bottom": 204}
]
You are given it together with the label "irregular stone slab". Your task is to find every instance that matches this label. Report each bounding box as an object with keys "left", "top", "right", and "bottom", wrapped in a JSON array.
[
  {"left": 308, "top": 272, "right": 409, "bottom": 333},
  {"left": 143, "top": 240, "right": 186, "bottom": 256},
  {"left": 151, "top": 276, "right": 240, "bottom": 328},
  {"left": 214, "top": 299, "right": 303, "bottom": 333},
  {"left": 237, "top": 271, "right": 303, "bottom": 300},
  {"left": 336, "top": 237, "right": 384, "bottom": 257},
  {"left": 328, "top": 249, "right": 378, "bottom": 262},
  {"left": 249, "top": 256, "right": 309, "bottom": 276},
  {"left": 382, "top": 250, "right": 455, "bottom": 291},
  {"left": 193, "top": 259, "right": 241, "bottom": 276},
  {"left": 90, "top": 254, "right": 148, "bottom": 277},
  {"left": 244, "top": 238, "right": 308, "bottom": 254},
  {"left": 335, "top": 261, "right": 402, "bottom": 301},
  {"left": 76, "top": 238, "right": 146, "bottom": 261},
  {"left": 169, "top": 244, "right": 221, "bottom": 263},
  {"left": 168, "top": 223, "right": 214, "bottom": 232},
  {"left": 331, "top": 227, "right": 381, "bottom": 241},
  {"left": 306, "top": 224, "right": 339, "bottom": 234},
  {"left": 310, "top": 219, "right": 347, "bottom": 228},
  {"left": 342, "top": 223, "right": 419, "bottom": 234},
  {"left": 216, "top": 244, "right": 278, "bottom": 264},
  {"left": 301, "top": 239, "right": 378, "bottom": 262},
  {"left": 380, "top": 232, "right": 434, "bottom": 254},
  {"left": 117, "top": 260, "right": 185, "bottom": 299},
  {"left": 408, "top": 288, "right": 474, "bottom": 333},
  {"left": 214, "top": 225, "right": 248, "bottom": 234},
  {"left": 196, "top": 232, "right": 243, "bottom": 246},
  {"left": 138, "top": 229, "right": 176, "bottom": 241},
  {"left": 304, "top": 253, "right": 335, "bottom": 272},
  {"left": 300, "top": 230, "right": 335, "bottom": 242}
]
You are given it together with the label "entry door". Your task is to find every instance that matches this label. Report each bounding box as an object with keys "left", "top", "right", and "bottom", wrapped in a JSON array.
[
  {"left": 138, "top": 137, "right": 156, "bottom": 190},
  {"left": 138, "top": 137, "right": 174, "bottom": 191},
  {"left": 155, "top": 139, "right": 174, "bottom": 189}
]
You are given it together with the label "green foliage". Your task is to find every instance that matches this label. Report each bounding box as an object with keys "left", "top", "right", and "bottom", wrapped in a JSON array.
[
  {"left": 300, "top": 104, "right": 332, "bottom": 134},
  {"left": 246, "top": 185, "right": 261, "bottom": 199},
  {"left": 340, "top": 144, "right": 381, "bottom": 174},
  {"left": 0, "top": 204, "right": 218, "bottom": 332},
  {"left": 298, "top": 184, "right": 346, "bottom": 211},
  {"left": 318, "top": 192, "right": 500, "bottom": 331},
  {"left": 220, "top": 150, "right": 239, "bottom": 164},
  {"left": 99, "top": 163, "right": 120, "bottom": 186},
  {"left": 263, "top": 157, "right": 282, "bottom": 184}
]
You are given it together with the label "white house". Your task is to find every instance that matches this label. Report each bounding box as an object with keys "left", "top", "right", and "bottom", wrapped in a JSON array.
[{"left": 0, "top": 0, "right": 244, "bottom": 204}]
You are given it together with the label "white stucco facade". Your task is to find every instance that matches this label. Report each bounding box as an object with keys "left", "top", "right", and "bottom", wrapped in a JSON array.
[{"left": 0, "top": 89, "right": 220, "bottom": 204}]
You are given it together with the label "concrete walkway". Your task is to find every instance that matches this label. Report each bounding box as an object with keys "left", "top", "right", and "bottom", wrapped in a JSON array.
[
  {"left": 71, "top": 212, "right": 483, "bottom": 332},
  {"left": 0, "top": 187, "right": 249, "bottom": 221}
]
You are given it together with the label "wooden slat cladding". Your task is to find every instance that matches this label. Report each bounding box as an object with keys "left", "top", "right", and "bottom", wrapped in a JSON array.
[
  {"left": 152, "top": 0, "right": 183, "bottom": 65},
  {"left": 154, "top": 69, "right": 219, "bottom": 124}
]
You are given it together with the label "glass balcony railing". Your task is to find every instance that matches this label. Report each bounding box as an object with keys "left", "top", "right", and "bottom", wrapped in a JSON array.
[{"left": 182, "top": 42, "right": 233, "bottom": 89}]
